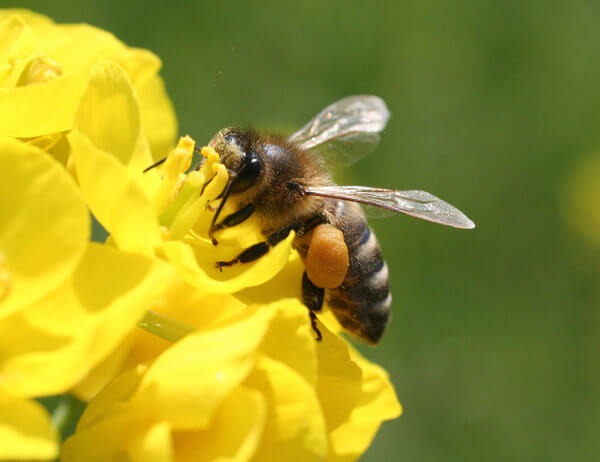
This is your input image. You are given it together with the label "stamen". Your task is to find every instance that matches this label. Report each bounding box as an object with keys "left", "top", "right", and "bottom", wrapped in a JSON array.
[
  {"left": 17, "top": 55, "right": 63, "bottom": 86},
  {"left": 138, "top": 309, "right": 196, "bottom": 342},
  {"left": 152, "top": 136, "right": 195, "bottom": 213}
]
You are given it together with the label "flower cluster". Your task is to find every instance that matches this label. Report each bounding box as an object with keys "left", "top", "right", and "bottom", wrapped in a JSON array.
[{"left": 0, "top": 9, "right": 401, "bottom": 461}]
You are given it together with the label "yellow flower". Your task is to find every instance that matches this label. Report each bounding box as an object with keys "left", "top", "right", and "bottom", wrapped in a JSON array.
[
  {"left": 73, "top": 281, "right": 247, "bottom": 400},
  {"left": 0, "top": 138, "right": 173, "bottom": 459},
  {"left": 62, "top": 300, "right": 401, "bottom": 462},
  {"left": 69, "top": 59, "right": 294, "bottom": 294},
  {"left": 0, "top": 9, "right": 176, "bottom": 161},
  {"left": 563, "top": 152, "right": 600, "bottom": 248},
  {"left": 63, "top": 59, "right": 308, "bottom": 400},
  {"left": 0, "top": 12, "right": 401, "bottom": 461}
]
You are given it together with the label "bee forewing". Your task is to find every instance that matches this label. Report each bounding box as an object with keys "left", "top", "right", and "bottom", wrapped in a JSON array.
[
  {"left": 303, "top": 185, "right": 476, "bottom": 229},
  {"left": 288, "top": 95, "right": 390, "bottom": 165}
]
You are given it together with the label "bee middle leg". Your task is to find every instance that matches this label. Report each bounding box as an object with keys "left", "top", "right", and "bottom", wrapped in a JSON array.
[{"left": 215, "top": 222, "right": 301, "bottom": 270}]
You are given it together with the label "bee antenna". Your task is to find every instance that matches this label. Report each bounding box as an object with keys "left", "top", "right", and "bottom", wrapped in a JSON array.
[{"left": 143, "top": 156, "right": 167, "bottom": 173}]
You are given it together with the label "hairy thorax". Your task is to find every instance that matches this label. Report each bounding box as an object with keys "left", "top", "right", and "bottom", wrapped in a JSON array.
[{"left": 232, "top": 136, "right": 331, "bottom": 235}]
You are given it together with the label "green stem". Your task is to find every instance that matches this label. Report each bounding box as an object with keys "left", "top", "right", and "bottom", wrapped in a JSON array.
[
  {"left": 50, "top": 395, "right": 85, "bottom": 440},
  {"left": 138, "top": 309, "right": 196, "bottom": 342}
]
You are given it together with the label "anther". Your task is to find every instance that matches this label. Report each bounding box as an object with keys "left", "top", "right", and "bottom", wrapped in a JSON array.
[{"left": 17, "top": 56, "right": 63, "bottom": 86}]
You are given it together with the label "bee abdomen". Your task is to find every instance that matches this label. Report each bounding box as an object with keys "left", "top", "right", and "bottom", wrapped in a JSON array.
[{"left": 327, "top": 223, "right": 392, "bottom": 344}]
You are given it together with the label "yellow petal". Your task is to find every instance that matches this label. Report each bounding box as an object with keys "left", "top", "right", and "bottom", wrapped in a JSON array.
[
  {"left": 0, "top": 138, "right": 89, "bottom": 317},
  {"left": 63, "top": 367, "right": 156, "bottom": 461},
  {"left": 0, "top": 10, "right": 55, "bottom": 31},
  {"left": 0, "top": 15, "right": 36, "bottom": 89},
  {"left": 0, "top": 73, "right": 86, "bottom": 137},
  {"left": 159, "top": 229, "right": 295, "bottom": 293},
  {"left": 237, "top": 251, "right": 345, "bottom": 334},
  {"left": 71, "top": 334, "right": 136, "bottom": 402},
  {"left": 0, "top": 393, "right": 58, "bottom": 460},
  {"left": 74, "top": 286, "right": 245, "bottom": 401},
  {"left": 173, "top": 386, "right": 266, "bottom": 462},
  {"left": 76, "top": 365, "right": 146, "bottom": 431},
  {"left": 132, "top": 305, "right": 274, "bottom": 429},
  {"left": 138, "top": 75, "right": 177, "bottom": 159},
  {"left": 314, "top": 322, "right": 362, "bottom": 431},
  {"left": 69, "top": 131, "right": 160, "bottom": 256},
  {"left": 237, "top": 250, "right": 304, "bottom": 304},
  {"left": 347, "top": 347, "right": 402, "bottom": 421},
  {"left": 0, "top": 11, "right": 176, "bottom": 144},
  {"left": 119, "top": 49, "right": 176, "bottom": 159},
  {"left": 259, "top": 299, "right": 317, "bottom": 387},
  {"left": 327, "top": 346, "right": 402, "bottom": 461},
  {"left": 73, "top": 60, "right": 154, "bottom": 178},
  {"left": 0, "top": 243, "right": 173, "bottom": 397},
  {"left": 127, "top": 421, "right": 173, "bottom": 462},
  {"left": 245, "top": 355, "right": 328, "bottom": 462},
  {"left": 62, "top": 413, "right": 151, "bottom": 462}
]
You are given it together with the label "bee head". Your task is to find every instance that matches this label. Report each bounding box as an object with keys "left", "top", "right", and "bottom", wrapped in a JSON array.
[{"left": 208, "top": 127, "right": 265, "bottom": 193}]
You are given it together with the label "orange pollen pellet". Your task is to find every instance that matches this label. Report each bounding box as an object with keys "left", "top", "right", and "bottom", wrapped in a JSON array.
[{"left": 305, "top": 224, "right": 349, "bottom": 289}]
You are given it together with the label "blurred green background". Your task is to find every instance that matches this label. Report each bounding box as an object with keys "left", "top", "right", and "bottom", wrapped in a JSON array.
[{"left": 15, "top": 0, "right": 600, "bottom": 460}]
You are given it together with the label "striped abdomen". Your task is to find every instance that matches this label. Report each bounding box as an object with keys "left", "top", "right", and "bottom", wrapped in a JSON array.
[{"left": 326, "top": 201, "right": 391, "bottom": 344}]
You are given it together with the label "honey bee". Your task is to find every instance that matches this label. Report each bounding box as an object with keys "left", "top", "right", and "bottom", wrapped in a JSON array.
[{"left": 152, "top": 96, "right": 475, "bottom": 344}]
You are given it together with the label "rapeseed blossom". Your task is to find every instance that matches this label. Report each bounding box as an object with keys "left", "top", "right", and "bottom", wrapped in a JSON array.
[
  {"left": 63, "top": 300, "right": 400, "bottom": 462},
  {"left": 0, "top": 9, "right": 401, "bottom": 461},
  {"left": 0, "top": 139, "right": 172, "bottom": 460},
  {"left": 0, "top": 9, "right": 176, "bottom": 161}
]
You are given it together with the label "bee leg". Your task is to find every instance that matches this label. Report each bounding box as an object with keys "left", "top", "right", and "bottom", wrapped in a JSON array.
[
  {"left": 210, "top": 203, "right": 255, "bottom": 237},
  {"left": 308, "top": 311, "right": 322, "bottom": 342},
  {"left": 215, "top": 222, "right": 301, "bottom": 270},
  {"left": 302, "top": 271, "right": 324, "bottom": 341},
  {"left": 295, "top": 213, "right": 330, "bottom": 238}
]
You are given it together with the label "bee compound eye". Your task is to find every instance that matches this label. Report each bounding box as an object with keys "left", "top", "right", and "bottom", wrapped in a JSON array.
[{"left": 230, "top": 150, "right": 264, "bottom": 193}]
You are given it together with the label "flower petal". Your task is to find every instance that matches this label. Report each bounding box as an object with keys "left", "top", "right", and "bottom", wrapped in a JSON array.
[
  {"left": 73, "top": 61, "right": 153, "bottom": 176},
  {"left": 173, "top": 387, "right": 266, "bottom": 462},
  {"left": 136, "top": 71, "right": 177, "bottom": 159},
  {"left": 76, "top": 365, "right": 146, "bottom": 431},
  {"left": 245, "top": 355, "right": 328, "bottom": 462},
  {"left": 315, "top": 323, "right": 362, "bottom": 431},
  {"left": 62, "top": 412, "right": 152, "bottom": 462},
  {"left": 237, "top": 250, "right": 305, "bottom": 304},
  {"left": 127, "top": 421, "right": 173, "bottom": 462},
  {"left": 0, "top": 73, "right": 87, "bottom": 137},
  {"left": 0, "top": 9, "right": 54, "bottom": 30},
  {"left": 160, "top": 230, "right": 296, "bottom": 293},
  {"left": 0, "top": 138, "right": 89, "bottom": 317},
  {"left": 73, "top": 286, "right": 245, "bottom": 401},
  {"left": 131, "top": 305, "right": 274, "bottom": 429},
  {"left": 0, "top": 393, "right": 58, "bottom": 460},
  {"left": 0, "top": 243, "right": 173, "bottom": 397},
  {"left": 259, "top": 299, "right": 318, "bottom": 387},
  {"left": 327, "top": 346, "right": 402, "bottom": 461},
  {"left": 69, "top": 131, "right": 161, "bottom": 256}
]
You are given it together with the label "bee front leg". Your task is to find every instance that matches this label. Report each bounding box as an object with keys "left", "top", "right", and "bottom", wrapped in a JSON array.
[
  {"left": 215, "top": 222, "right": 301, "bottom": 270},
  {"left": 302, "top": 271, "right": 324, "bottom": 341},
  {"left": 209, "top": 203, "right": 256, "bottom": 244}
]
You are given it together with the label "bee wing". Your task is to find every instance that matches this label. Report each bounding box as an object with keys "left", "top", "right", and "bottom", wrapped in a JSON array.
[
  {"left": 302, "top": 185, "right": 476, "bottom": 229},
  {"left": 288, "top": 95, "right": 390, "bottom": 165}
]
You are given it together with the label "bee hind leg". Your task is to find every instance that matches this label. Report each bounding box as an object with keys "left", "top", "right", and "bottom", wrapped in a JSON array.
[
  {"left": 215, "top": 222, "right": 301, "bottom": 270},
  {"left": 302, "top": 271, "right": 325, "bottom": 341},
  {"left": 308, "top": 311, "right": 322, "bottom": 342}
]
